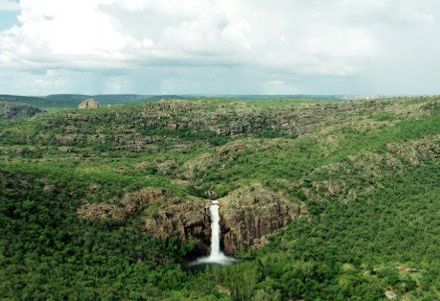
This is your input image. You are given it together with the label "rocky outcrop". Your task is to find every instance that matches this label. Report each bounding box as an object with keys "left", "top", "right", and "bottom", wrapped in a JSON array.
[
  {"left": 298, "top": 136, "right": 440, "bottom": 204},
  {"left": 0, "top": 101, "right": 44, "bottom": 119},
  {"left": 143, "top": 196, "right": 211, "bottom": 242},
  {"left": 77, "top": 203, "right": 126, "bottom": 222},
  {"left": 78, "top": 98, "right": 99, "bottom": 109},
  {"left": 77, "top": 188, "right": 211, "bottom": 244},
  {"left": 77, "top": 188, "right": 163, "bottom": 222},
  {"left": 387, "top": 134, "right": 440, "bottom": 165},
  {"left": 218, "top": 184, "right": 304, "bottom": 254},
  {"left": 77, "top": 185, "right": 304, "bottom": 255},
  {"left": 180, "top": 138, "right": 297, "bottom": 180}
]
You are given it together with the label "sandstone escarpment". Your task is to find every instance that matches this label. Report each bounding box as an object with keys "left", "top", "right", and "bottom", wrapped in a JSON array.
[
  {"left": 77, "top": 188, "right": 211, "bottom": 243},
  {"left": 77, "top": 185, "right": 303, "bottom": 255},
  {"left": 143, "top": 196, "right": 210, "bottom": 242},
  {"left": 218, "top": 184, "right": 304, "bottom": 254},
  {"left": 297, "top": 135, "right": 440, "bottom": 204}
]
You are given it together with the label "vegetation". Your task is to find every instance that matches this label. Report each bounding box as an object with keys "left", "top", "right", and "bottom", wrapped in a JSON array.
[
  {"left": 0, "top": 94, "right": 181, "bottom": 109},
  {"left": 0, "top": 96, "right": 439, "bottom": 300},
  {"left": 0, "top": 101, "right": 44, "bottom": 119}
]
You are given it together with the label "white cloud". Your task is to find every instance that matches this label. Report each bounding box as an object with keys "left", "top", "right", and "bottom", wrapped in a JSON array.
[
  {"left": 0, "top": 0, "right": 439, "bottom": 95},
  {"left": 0, "top": 0, "right": 19, "bottom": 11},
  {"left": 0, "top": 0, "right": 380, "bottom": 75}
]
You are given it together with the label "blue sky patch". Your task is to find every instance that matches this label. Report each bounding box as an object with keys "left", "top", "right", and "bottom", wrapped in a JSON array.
[{"left": 0, "top": 10, "right": 19, "bottom": 30}]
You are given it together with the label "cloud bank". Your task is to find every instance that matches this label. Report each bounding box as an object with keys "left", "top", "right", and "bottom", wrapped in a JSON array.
[{"left": 0, "top": 0, "right": 439, "bottom": 94}]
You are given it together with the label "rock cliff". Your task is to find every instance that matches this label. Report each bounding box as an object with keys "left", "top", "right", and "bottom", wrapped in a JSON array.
[
  {"left": 142, "top": 196, "right": 211, "bottom": 242},
  {"left": 218, "top": 184, "right": 304, "bottom": 254},
  {"left": 77, "top": 185, "right": 304, "bottom": 255},
  {"left": 77, "top": 188, "right": 211, "bottom": 244}
]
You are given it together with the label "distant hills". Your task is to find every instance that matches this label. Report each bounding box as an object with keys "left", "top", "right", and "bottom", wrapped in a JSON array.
[
  {"left": 0, "top": 94, "right": 188, "bottom": 109},
  {"left": 0, "top": 94, "right": 348, "bottom": 109},
  {"left": 0, "top": 94, "right": 397, "bottom": 110}
]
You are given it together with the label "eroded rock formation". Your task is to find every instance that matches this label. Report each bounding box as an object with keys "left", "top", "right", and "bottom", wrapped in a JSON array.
[
  {"left": 143, "top": 196, "right": 211, "bottom": 242},
  {"left": 77, "top": 185, "right": 304, "bottom": 255},
  {"left": 218, "top": 184, "right": 304, "bottom": 254},
  {"left": 77, "top": 188, "right": 164, "bottom": 222},
  {"left": 77, "top": 188, "right": 211, "bottom": 243},
  {"left": 78, "top": 98, "right": 100, "bottom": 109}
]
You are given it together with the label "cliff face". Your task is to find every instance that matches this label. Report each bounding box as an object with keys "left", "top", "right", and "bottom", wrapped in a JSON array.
[
  {"left": 77, "top": 188, "right": 211, "bottom": 245},
  {"left": 77, "top": 185, "right": 304, "bottom": 255},
  {"left": 142, "top": 196, "right": 211, "bottom": 243},
  {"left": 218, "top": 184, "right": 304, "bottom": 254}
]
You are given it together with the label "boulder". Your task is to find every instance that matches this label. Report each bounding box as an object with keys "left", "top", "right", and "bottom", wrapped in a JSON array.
[
  {"left": 78, "top": 98, "right": 99, "bottom": 109},
  {"left": 218, "top": 184, "right": 304, "bottom": 254}
]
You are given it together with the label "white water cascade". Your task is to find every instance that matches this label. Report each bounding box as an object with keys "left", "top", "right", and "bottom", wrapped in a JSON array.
[{"left": 194, "top": 200, "right": 235, "bottom": 265}]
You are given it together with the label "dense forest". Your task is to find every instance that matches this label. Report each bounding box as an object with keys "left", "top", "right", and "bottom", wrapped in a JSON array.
[{"left": 0, "top": 96, "right": 439, "bottom": 300}]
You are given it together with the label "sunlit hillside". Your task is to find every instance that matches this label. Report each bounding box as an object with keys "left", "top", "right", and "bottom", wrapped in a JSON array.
[{"left": 1, "top": 96, "right": 439, "bottom": 300}]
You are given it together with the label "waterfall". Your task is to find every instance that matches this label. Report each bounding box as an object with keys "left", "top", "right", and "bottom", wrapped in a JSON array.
[
  {"left": 208, "top": 200, "right": 223, "bottom": 260},
  {"left": 193, "top": 200, "right": 235, "bottom": 265}
]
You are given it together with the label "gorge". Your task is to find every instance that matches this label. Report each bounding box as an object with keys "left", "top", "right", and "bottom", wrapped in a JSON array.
[{"left": 1, "top": 96, "right": 439, "bottom": 299}]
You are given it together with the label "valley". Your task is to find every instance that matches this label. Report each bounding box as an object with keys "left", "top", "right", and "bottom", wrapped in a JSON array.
[{"left": 0, "top": 96, "right": 439, "bottom": 300}]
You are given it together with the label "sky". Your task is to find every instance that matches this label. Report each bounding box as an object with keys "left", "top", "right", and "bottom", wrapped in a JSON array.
[{"left": 0, "top": 0, "right": 439, "bottom": 96}]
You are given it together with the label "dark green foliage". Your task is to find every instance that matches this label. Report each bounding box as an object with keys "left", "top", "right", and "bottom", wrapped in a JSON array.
[
  {"left": 0, "top": 96, "right": 439, "bottom": 299},
  {"left": 0, "top": 101, "right": 44, "bottom": 119}
]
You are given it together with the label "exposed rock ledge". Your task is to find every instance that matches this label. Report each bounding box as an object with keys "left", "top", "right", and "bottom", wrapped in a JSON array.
[
  {"left": 218, "top": 184, "right": 304, "bottom": 254},
  {"left": 77, "top": 185, "right": 304, "bottom": 255},
  {"left": 77, "top": 188, "right": 211, "bottom": 243}
]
